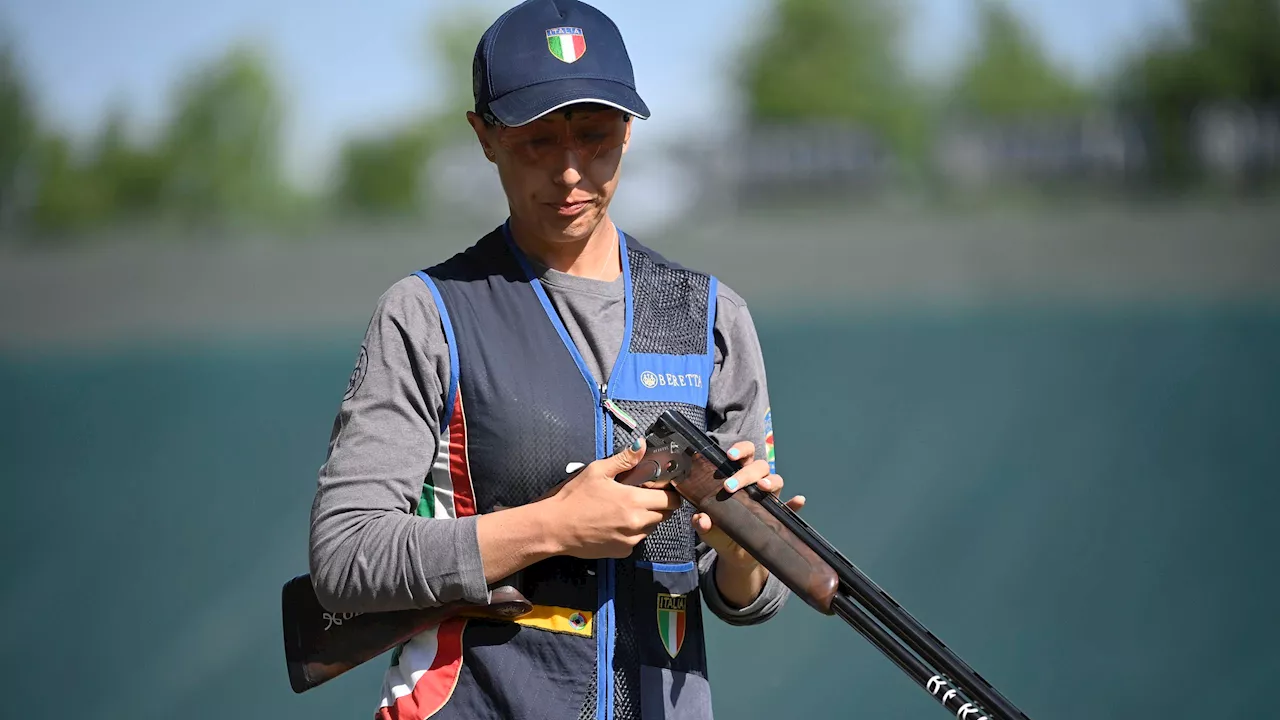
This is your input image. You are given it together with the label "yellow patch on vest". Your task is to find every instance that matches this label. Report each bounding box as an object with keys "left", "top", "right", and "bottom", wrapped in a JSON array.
[{"left": 513, "top": 605, "right": 594, "bottom": 637}]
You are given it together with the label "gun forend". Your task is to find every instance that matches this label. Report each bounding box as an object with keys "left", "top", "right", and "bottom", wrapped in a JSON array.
[{"left": 672, "top": 455, "right": 840, "bottom": 614}]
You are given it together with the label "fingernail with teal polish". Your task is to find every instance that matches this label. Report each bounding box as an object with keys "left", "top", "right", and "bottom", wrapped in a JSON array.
[
  {"left": 728, "top": 448, "right": 740, "bottom": 459},
  {"left": 630, "top": 438, "right": 642, "bottom": 452},
  {"left": 724, "top": 478, "right": 738, "bottom": 491}
]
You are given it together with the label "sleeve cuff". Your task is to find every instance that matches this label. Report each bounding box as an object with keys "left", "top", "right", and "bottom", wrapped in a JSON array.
[
  {"left": 408, "top": 514, "right": 491, "bottom": 607},
  {"left": 452, "top": 515, "right": 493, "bottom": 605},
  {"left": 698, "top": 548, "right": 789, "bottom": 626}
]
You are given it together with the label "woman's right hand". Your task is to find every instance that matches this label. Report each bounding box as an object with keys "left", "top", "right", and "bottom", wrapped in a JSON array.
[{"left": 542, "top": 438, "right": 683, "bottom": 559}]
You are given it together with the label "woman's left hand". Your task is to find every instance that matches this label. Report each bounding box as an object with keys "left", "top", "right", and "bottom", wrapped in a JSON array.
[{"left": 690, "top": 441, "right": 805, "bottom": 569}]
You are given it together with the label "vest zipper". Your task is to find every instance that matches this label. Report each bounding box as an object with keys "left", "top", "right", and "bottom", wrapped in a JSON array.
[{"left": 600, "top": 385, "right": 639, "bottom": 435}]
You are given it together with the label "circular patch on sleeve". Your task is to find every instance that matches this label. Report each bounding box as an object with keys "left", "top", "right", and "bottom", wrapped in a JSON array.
[{"left": 344, "top": 345, "right": 369, "bottom": 400}]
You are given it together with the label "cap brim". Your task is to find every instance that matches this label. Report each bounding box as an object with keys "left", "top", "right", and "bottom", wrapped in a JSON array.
[{"left": 487, "top": 78, "right": 650, "bottom": 127}]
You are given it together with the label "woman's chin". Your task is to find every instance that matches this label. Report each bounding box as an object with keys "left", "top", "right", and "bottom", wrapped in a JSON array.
[{"left": 538, "top": 206, "right": 601, "bottom": 239}]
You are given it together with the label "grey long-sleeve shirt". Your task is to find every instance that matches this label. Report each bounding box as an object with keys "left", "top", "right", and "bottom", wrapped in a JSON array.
[{"left": 309, "top": 255, "right": 788, "bottom": 626}]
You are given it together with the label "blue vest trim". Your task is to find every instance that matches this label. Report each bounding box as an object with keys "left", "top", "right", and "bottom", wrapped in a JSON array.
[
  {"left": 413, "top": 270, "right": 460, "bottom": 426},
  {"left": 596, "top": 561, "right": 607, "bottom": 720},
  {"left": 706, "top": 276, "right": 719, "bottom": 356},
  {"left": 636, "top": 561, "right": 696, "bottom": 573},
  {"left": 604, "top": 562, "right": 615, "bottom": 720}
]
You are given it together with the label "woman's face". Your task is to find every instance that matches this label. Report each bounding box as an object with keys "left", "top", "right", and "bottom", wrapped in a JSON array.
[{"left": 469, "top": 105, "right": 632, "bottom": 244}]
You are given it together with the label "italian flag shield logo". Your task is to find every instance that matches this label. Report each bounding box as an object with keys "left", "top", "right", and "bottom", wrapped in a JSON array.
[
  {"left": 656, "top": 593, "right": 687, "bottom": 658},
  {"left": 546, "top": 27, "right": 586, "bottom": 63}
]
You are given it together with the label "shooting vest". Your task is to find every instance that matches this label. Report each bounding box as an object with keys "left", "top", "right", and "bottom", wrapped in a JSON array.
[{"left": 377, "top": 221, "right": 720, "bottom": 720}]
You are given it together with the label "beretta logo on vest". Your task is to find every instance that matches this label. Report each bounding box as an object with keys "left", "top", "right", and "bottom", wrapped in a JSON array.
[{"left": 640, "top": 370, "right": 703, "bottom": 389}]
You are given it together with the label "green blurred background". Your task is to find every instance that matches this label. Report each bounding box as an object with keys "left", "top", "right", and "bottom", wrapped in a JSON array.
[{"left": 2, "top": 0, "right": 1278, "bottom": 718}]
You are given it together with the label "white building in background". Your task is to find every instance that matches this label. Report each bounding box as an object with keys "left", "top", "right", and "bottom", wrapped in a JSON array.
[
  {"left": 708, "top": 122, "right": 898, "bottom": 200},
  {"left": 680, "top": 113, "right": 1153, "bottom": 210},
  {"left": 1195, "top": 103, "right": 1280, "bottom": 185},
  {"left": 932, "top": 112, "right": 1147, "bottom": 190}
]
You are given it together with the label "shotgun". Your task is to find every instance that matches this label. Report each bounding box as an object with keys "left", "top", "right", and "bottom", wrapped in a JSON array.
[{"left": 283, "top": 410, "right": 1032, "bottom": 719}]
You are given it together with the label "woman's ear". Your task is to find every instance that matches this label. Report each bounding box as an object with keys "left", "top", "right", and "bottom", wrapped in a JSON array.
[{"left": 466, "top": 111, "right": 497, "bottom": 163}]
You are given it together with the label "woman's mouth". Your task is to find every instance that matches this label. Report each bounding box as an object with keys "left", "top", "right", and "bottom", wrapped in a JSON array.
[{"left": 551, "top": 200, "right": 592, "bottom": 216}]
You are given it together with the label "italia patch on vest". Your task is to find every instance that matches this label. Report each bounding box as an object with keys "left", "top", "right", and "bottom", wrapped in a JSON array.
[{"left": 657, "top": 593, "right": 687, "bottom": 657}]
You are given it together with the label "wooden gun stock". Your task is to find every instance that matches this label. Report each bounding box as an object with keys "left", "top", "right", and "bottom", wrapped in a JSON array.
[{"left": 282, "top": 575, "right": 532, "bottom": 694}]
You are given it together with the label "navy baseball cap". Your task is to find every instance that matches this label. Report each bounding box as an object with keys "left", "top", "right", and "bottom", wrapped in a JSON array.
[{"left": 473, "top": 0, "right": 650, "bottom": 127}]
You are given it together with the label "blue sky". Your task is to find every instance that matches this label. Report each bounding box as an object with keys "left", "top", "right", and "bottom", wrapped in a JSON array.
[{"left": 2, "top": 0, "right": 1181, "bottom": 184}]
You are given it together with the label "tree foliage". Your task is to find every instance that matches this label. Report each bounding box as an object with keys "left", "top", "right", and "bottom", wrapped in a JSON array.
[
  {"left": 91, "top": 106, "right": 166, "bottom": 218},
  {"left": 738, "top": 0, "right": 927, "bottom": 167},
  {"left": 335, "top": 126, "right": 431, "bottom": 215},
  {"left": 158, "top": 44, "right": 288, "bottom": 225},
  {"left": 16, "top": 43, "right": 291, "bottom": 236},
  {"left": 950, "top": 0, "right": 1091, "bottom": 118},
  {"left": 332, "top": 13, "right": 489, "bottom": 215},
  {"left": 426, "top": 13, "right": 489, "bottom": 120},
  {"left": 25, "top": 106, "right": 169, "bottom": 235},
  {"left": 0, "top": 41, "right": 37, "bottom": 226},
  {"left": 28, "top": 136, "right": 107, "bottom": 233},
  {"left": 1123, "top": 0, "right": 1280, "bottom": 105},
  {"left": 1119, "top": 0, "right": 1280, "bottom": 180}
]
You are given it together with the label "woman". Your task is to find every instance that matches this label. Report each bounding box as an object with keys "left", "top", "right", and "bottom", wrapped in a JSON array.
[{"left": 309, "top": 2, "right": 805, "bottom": 718}]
